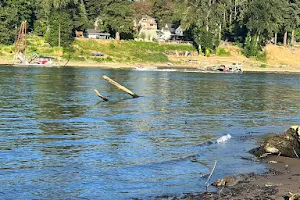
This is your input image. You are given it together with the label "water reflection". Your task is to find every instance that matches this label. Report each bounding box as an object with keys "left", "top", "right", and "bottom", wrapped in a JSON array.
[{"left": 1, "top": 66, "right": 300, "bottom": 199}]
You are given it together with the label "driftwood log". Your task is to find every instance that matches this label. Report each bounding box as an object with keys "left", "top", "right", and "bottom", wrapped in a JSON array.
[
  {"left": 94, "top": 89, "right": 109, "bottom": 101},
  {"left": 102, "top": 75, "right": 139, "bottom": 98},
  {"left": 249, "top": 126, "right": 300, "bottom": 158}
]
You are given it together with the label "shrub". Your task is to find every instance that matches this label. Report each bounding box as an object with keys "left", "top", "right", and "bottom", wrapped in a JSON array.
[
  {"left": 216, "top": 48, "right": 231, "bottom": 56},
  {"left": 259, "top": 64, "right": 267, "bottom": 68},
  {"left": 256, "top": 51, "right": 267, "bottom": 62},
  {"left": 243, "top": 34, "right": 260, "bottom": 57}
]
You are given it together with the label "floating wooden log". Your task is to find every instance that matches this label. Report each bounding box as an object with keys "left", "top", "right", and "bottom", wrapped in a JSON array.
[
  {"left": 102, "top": 75, "right": 139, "bottom": 98},
  {"left": 94, "top": 89, "right": 109, "bottom": 101}
]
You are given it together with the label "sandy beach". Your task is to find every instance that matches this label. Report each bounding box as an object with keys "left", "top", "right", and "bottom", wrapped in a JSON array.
[{"left": 55, "top": 60, "right": 300, "bottom": 74}]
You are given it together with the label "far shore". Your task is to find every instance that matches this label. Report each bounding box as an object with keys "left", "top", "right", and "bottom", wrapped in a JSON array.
[{"left": 2, "top": 56, "right": 300, "bottom": 73}]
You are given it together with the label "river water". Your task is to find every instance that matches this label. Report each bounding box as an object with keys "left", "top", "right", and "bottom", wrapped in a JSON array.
[{"left": 1, "top": 65, "right": 300, "bottom": 199}]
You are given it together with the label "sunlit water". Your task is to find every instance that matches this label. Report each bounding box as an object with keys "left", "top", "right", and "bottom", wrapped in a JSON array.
[{"left": 1, "top": 65, "right": 300, "bottom": 199}]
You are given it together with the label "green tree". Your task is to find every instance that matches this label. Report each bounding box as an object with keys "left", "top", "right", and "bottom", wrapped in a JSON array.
[
  {"left": 152, "top": 0, "right": 174, "bottom": 28},
  {"left": 83, "top": 0, "right": 106, "bottom": 20},
  {"left": 0, "top": 7, "right": 17, "bottom": 45},
  {"left": 6, "top": 0, "right": 36, "bottom": 28},
  {"left": 102, "top": 0, "right": 134, "bottom": 39},
  {"left": 282, "top": 0, "right": 300, "bottom": 47},
  {"left": 132, "top": 1, "right": 153, "bottom": 22},
  {"left": 244, "top": 0, "right": 285, "bottom": 54},
  {"left": 46, "top": 9, "right": 73, "bottom": 47},
  {"left": 73, "top": 2, "right": 90, "bottom": 30}
]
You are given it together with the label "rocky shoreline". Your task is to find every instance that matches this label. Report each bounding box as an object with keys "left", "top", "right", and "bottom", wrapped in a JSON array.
[
  {"left": 156, "top": 127, "right": 300, "bottom": 200},
  {"left": 177, "top": 155, "right": 300, "bottom": 200},
  {"left": 152, "top": 155, "right": 299, "bottom": 200}
]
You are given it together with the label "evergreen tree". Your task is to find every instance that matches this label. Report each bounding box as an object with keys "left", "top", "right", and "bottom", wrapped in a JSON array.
[
  {"left": 72, "top": 2, "right": 90, "bottom": 30},
  {"left": 6, "top": 0, "right": 36, "bottom": 28},
  {"left": 0, "top": 6, "right": 17, "bottom": 45},
  {"left": 46, "top": 9, "right": 73, "bottom": 47}
]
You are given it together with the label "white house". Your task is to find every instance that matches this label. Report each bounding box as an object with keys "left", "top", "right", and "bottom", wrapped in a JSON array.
[
  {"left": 157, "top": 24, "right": 184, "bottom": 41},
  {"left": 137, "top": 15, "right": 158, "bottom": 41},
  {"left": 86, "top": 29, "right": 110, "bottom": 39}
]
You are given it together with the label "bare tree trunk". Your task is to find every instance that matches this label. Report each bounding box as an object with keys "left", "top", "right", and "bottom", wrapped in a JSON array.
[
  {"left": 291, "top": 30, "right": 295, "bottom": 46},
  {"left": 284, "top": 31, "right": 287, "bottom": 47},
  {"left": 234, "top": 0, "right": 237, "bottom": 20},
  {"left": 223, "top": 7, "right": 226, "bottom": 26},
  {"left": 274, "top": 32, "right": 277, "bottom": 45}
]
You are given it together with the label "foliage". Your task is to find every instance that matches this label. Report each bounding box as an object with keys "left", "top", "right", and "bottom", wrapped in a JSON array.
[
  {"left": 152, "top": 0, "right": 174, "bottom": 27},
  {"left": 216, "top": 48, "right": 231, "bottom": 56},
  {"left": 0, "top": 7, "right": 17, "bottom": 45},
  {"left": 6, "top": 0, "right": 36, "bottom": 28},
  {"left": 256, "top": 51, "right": 267, "bottom": 62},
  {"left": 72, "top": 3, "right": 90, "bottom": 30},
  {"left": 243, "top": 34, "right": 259, "bottom": 57},
  {"left": 46, "top": 9, "right": 73, "bottom": 47},
  {"left": 71, "top": 39, "right": 194, "bottom": 63},
  {"left": 259, "top": 64, "right": 267, "bottom": 68},
  {"left": 132, "top": 1, "right": 153, "bottom": 22},
  {"left": 34, "top": 20, "right": 48, "bottom": 36},
  {"left": 102, "top": 1, "right": 134, "bottom": 39},
  {"left": 0, "top": 0, "right": 299, "bottom": 58},
  {"left": 193, "top": 27, "right": 219, "bottom": 55}
]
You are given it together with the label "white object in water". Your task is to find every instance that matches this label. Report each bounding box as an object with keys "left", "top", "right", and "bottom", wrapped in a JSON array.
[{"left": 216, "top": 134, "right": 232, "bottom": 144}]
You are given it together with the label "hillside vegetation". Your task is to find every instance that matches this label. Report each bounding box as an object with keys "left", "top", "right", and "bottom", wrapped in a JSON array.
[
  {"left": 2, "top": 35, "right": 300, "bottom": 70},
  {"left": 0, "top": 36, "right": 196, "bottom": 64},
  {"left": 71, "top": 38, "right": 195, "bottom": 63}
]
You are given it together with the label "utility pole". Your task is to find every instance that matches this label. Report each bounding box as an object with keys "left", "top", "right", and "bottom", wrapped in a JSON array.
[
  {"left": 58, "top": 23, "right": 61, "bottom": 57},
  {"left": 58, "top": 23, "right": 61, "bottom": 49}
]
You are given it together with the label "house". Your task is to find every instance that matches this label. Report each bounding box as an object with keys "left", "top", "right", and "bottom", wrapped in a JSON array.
[
  {"left": 137, "top": 15, "right": 158, "bottom": 41},
  {"left": 157, "top": 24, "right": 184, "bottom": 41},
  {"left": 86, "top": 29, "right": 110, "bottom": 39},
  {"left": 139, "top": 15, "right": 158, "bottom": 31}
]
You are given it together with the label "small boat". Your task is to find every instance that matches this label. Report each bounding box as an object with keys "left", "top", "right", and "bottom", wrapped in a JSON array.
[
  {"left": 14, "top": 53, "right": 59, "bottom": 67},
  {"left": 205, "top": 63, "right": 243, "bottom": 73}
]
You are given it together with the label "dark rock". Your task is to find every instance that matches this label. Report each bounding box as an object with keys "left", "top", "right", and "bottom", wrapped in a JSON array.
[{"left": 249, "top": 126, "right": 300, "bottom": 158}]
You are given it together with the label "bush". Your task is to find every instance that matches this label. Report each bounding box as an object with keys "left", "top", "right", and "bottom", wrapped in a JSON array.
[
  {"left": 216, "top": 48, "right": 231, "bottom": 56},
  {"left": 259, "top": 64, "right": 267, "bottom": 68},
  {"left": 243, "top": 34, "right": 259, "bottom": 57},
  {"left": 256, "top": 51, "right": 267, "bottom": 62}
]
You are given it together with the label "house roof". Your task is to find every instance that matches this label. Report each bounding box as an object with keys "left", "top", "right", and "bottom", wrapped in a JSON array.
[
  {"left": 161, "top": 24, "right": 183, "bottom": 35},
  {"left": 141, "top": 15, "right": 156, "bottom": 21},
  {"left": 87, "top": 29, "right": 105, "bottom": 34}
]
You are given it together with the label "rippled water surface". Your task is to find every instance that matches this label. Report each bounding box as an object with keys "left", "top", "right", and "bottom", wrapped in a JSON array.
[{"left": 1, "top": 66, "right": 300, "bottom": 199}]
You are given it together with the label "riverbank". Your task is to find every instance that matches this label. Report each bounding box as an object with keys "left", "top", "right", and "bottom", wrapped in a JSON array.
[
  {"left": 170, "top": 155, "right": 300, "bottom": 200},
  {"left": 4, "top": 55, "right": 300, "bottom": 73},
  {"left": 4, "top": 59, "right": 300, "bottom": 73},
  {"left": 3, "top": 39, "right": 300, "bottom": 73},
  {"left": 64, "top": 60, "right": 300, "bottom": 73}
]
